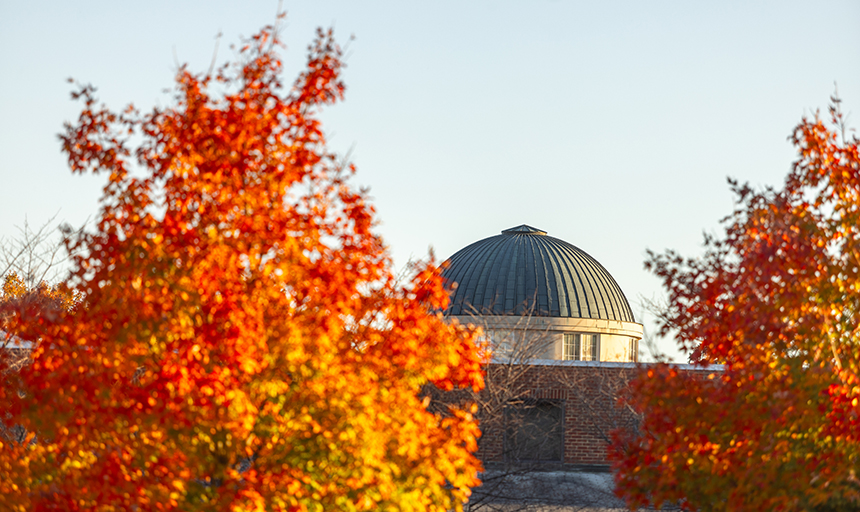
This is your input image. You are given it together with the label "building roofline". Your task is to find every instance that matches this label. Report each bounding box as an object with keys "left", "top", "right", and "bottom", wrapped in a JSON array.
[{"left": 490, "top": 357, "right": 724, "bottom": 371}]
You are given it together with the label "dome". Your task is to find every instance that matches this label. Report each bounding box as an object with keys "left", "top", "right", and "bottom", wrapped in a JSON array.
[{"left": 442, "top": 225, "right": 635, "bottom": 322}]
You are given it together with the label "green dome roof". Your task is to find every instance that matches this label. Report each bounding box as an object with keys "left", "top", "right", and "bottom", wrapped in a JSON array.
[{"left": 442, "top": 225, "right": 635, "bottom": 322}]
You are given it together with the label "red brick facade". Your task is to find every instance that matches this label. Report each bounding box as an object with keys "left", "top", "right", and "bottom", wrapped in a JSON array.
[{"left": 473, "top": 361, "right": 717, "bottom": 469}]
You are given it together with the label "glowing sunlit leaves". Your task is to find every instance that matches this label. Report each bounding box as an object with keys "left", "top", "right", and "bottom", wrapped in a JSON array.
[
  {"left": 611, "top": 99, "right": 860, "bottom": 511},
  {"left": 1, "top": 18, "right": 483, "bottom": 512}
]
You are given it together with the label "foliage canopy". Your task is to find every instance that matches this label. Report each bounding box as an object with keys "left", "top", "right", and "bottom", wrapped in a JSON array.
[
  {"left": 0, "top": 22, "right": 484, "bottom": 511},
  {"left": 611, "top": 98, "right": 860, "bottom": 511}
]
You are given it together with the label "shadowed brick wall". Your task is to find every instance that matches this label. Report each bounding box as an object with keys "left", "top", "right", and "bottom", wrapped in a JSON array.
[{"left": 473, "top": 361, "right": 720, "bottom": 469}]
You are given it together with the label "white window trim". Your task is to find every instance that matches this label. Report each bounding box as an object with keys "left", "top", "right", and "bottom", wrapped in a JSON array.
[
  {"left": 563, "top": 333, "right": 600, "bottom": 361},
  {"left": 628, "top": 338, "right": 639, "bottom": 362}
]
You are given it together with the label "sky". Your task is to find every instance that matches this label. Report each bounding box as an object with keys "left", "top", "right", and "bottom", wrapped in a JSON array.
[{"left": 1, "top": 1, "right": 859, "bottom": 361}]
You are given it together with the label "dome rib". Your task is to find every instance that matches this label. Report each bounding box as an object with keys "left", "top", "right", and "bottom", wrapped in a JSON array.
[
  {"left": 442, "top": 226, "right": 635, "bottom": 322},
  {"left": 571, "top": 246, "right": 606, "bottom": 319},
  {"left": 450, "top": 236, "right": 497, "bottom": 315},
  {"left": 479, "top": 235, "right": 508, "bottom": 313},
  {"left": 534, "top": 236, "right": 557, "bottom": 315},
  {"left": 542, "top": 238, "right": 570, "bottom": 317}
]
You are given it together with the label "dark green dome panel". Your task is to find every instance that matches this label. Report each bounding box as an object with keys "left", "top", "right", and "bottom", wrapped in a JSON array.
[{"left": 442, "top": 225, "right": 635, "bottom": 322}]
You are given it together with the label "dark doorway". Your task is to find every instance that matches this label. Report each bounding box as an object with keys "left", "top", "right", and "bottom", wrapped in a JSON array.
[{"left": 505, "top": 400, "right": 563, "bottom": 463}]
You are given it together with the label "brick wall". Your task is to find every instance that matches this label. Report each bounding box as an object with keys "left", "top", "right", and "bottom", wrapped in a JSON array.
[{"left": 474, "top": 361, "right": 719, "bottom": 469}]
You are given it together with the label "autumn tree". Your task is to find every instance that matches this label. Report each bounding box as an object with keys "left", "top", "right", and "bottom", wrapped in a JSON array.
[
  {"left": 1, "top": 216, "right": 78, "bottom": 291},
  {"left": 0, "top": 20, "right": 485, "bottom": 512},
  {"left": 1, "top": 222, "right": 77, "bottom": 443},
  {"left": 1, "top": 216, "right": 77, "bottom": 353},
  {"left": 610, "top": 97, "right": 860, "bottom": 511}
]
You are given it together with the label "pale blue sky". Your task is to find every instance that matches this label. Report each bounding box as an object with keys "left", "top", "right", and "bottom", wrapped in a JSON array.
[{"left": 1, "top": 1, "right": 858, "bottom": 361}]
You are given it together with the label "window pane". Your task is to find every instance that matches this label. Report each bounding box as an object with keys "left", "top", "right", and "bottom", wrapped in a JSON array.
[
  {"left": 581, "top": 334, "right": 592, "bottom": 361},
  {"left": 563, "top": 333, "right": 577, "bottom": 360}
]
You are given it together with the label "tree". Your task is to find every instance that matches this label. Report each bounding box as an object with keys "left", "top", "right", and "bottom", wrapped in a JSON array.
[
  {"left": 0, "top": 272, "right": 75, "bottom": 457},
  {"left": 1, "top": 223, "right": 78, "bottom": 446},
  {"left": 1, "top": 216, "right": 72, "bottom": 290},
  {"left": 1, "top": 216, "right": 78, "bottom": 354},
  {"left": 0, "top": 19, "right": 485, "bottom": 512},
  {"left": 610, "top": 96, "right": 860, "bottom": 511}
]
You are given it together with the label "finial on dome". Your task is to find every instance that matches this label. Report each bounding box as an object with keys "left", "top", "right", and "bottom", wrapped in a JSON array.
[{"left": 502, "top": 224, "right": 547, "bottom": 235}]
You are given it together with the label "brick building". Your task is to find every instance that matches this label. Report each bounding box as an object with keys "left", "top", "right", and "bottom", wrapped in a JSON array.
[{"left": 440, "top": 225, "right": 712, "bottom": 471}]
